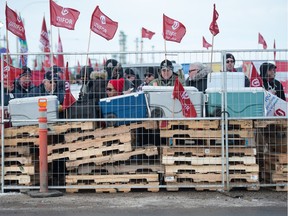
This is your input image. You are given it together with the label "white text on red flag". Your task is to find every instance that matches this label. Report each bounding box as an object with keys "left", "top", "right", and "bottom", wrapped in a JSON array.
[
  {"left": 163, "top": 14, "right": 186, "bottom": 43},
  {"left": 50, "top": 0, "right": 80, "bottom": 30},
  {"left": 5, "top": 4, "right": 26, "bottom": 40},
  {"left": 90, "top": 6, "right": 118, "bottom": 41}
]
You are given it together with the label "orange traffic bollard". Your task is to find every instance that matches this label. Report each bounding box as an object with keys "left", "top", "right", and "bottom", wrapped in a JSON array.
[{"left": 38, "top": 98, "right": 48, "bottom": 193}]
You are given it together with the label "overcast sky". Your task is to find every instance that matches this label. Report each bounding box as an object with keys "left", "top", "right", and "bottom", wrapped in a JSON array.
[{"left": 0, "top": 0, "right": 287, "bottom": 55}]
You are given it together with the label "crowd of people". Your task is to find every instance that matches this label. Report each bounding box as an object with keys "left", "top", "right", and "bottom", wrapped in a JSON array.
[{"left": 0, "top": 54, "right": 286, "bottom": 119}]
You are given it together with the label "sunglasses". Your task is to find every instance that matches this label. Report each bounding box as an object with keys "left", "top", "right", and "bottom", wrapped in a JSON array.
[
  {"left": 144, "top": 74, "right": 153, "bottom": 78},
  {"left": 106, "top": 88, "right": 114, "bottom": 91},
  {"left": 189, "top": 69, "right": 198, "bottom": 73},
  {"left": 226, "top": 60, "right": 235, "bottom": 64}
]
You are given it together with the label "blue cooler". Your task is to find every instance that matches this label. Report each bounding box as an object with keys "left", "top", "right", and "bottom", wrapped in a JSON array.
[
  {"left": 99, "top": 92, "right": 148, "bottom": 126},
  {"left": 206, "top": 88, "right": 265, "bottom": 117}
]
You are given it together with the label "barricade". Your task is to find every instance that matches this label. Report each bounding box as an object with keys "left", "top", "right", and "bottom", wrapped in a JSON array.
[{"left": 1, "top": 49, "right": 287, "bottom": 193}]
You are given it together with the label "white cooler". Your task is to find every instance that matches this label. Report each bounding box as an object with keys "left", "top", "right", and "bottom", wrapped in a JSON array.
[
  {"left": 8, "top": 95, "right": 59, "bottom": 126},
  {"left": 142, "top": 86, "right": 204, "bottom": 118}
]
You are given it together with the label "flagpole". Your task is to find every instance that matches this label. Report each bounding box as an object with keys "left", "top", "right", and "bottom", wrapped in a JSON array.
[
  {"left": 209, "top": 35, "right": 215, "bottom": 82},
  {"left": 50, "top": 24, "right": 54, "bottom": 93},
  {"left": 83, "top": 30, "right": 92, "bottom": 89}
]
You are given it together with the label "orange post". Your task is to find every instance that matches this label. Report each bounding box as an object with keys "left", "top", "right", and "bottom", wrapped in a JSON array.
[{"left": 38, "top": 98, "right": 48, "bottom": 193}]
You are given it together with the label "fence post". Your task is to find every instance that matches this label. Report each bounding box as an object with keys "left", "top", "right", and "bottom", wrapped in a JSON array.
[{"left": 38, "top": 98, "right": 48, "bottom": 193}]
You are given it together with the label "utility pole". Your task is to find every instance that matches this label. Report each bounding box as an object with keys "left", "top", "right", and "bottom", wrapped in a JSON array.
[{"left": 119, "top": 31, "right": 127, "bottom": 64}]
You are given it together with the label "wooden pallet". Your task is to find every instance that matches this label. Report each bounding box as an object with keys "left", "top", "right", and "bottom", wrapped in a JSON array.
[
  {"left": 2, "top": 174, "right": 32, "bottom": 185},
  {"left": 165, "top": 182, "right": 222, "bottom": 191},
  {"left": 162, "top": 155, "right": 256, "bottom": 165},
  {"left": 48, "top": 142, "right": 132, "bottom": 162},
  {"left": 0, "top": 146, "right": 31, "bottom": 156},
  {"left": 66, "top": 182, "right": 159, "bottom": 193},
  {"left": 76, "top": 163, "right": 164, "bottom": 175},
  {"left": 3, "top": 137, "right": 39, "bottom": 147},
  {"left": 159, "top": 120, "right": 220, "bottom": 130},
  {"left": 264, "top": 153, "right": 288, "bottom": 164},
  {"left": 162, "top": 146, "right": 256, "bottom": 157},
  {"left": 66, "top": 146, "right": 158, "bottom": 170},
  {"left": 3, "top": 165, "right": 35, "bottom": 175},
  {"left": 164, "top": 173, "right": 259, "bottom": 183},
  {"left": 165, "top": 164, "right": 259, "bottom": 174},
  {"left": 254, "top": 119, "right": 288, "bottom": 128},
  {"left": 160, "top": 129, "right": 255, "bottom": 139},
  {"left": 48, "top": 132, "right": 131, "bottom": 155}
]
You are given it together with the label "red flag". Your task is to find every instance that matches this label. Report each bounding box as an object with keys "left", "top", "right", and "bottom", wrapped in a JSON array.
[
  {"left": 202, "top": 36, "right": 212, "bottom": 49},
  {"left": 141, "top": 27, "right": 155, "bottom": 39},
  {"left": 50, "top": 0, "right": 80, "bottom": 30},
  {"left": 209, "top": 4, "right": 220, "bottom": 36},
  {"left": 77, "top": 61, "right": 81, "bottom": 74},
  {"left": 5, "top": 4, "right": 26, "bottom": 40},
  {"left": 250, "top": 62, "right": 263, "bottom": 87},
  {"left": 1, "top": 61, "right": 22, "bottom": 86},
  {"left": 258, "top": 33, "right": 267, "bottom": 49},
  {"left": 40, "top": 16, "right": 50, "bottom": 51},
  {"left": 90, "top": 6, "right": 118, "bottom": 40},
  {"left": 172, "top": 78, "right": 197, "bottom": 117},
  {"left": 163, "top": 14, "right": 186, "bottom": 43},
  {"left": 62, "top": 62, "right": 76, "bottom": 110},
  {"left": 273, "top": 39, "right": 276, "bottom": 61},
  {"left": 57, "top": 31, "right": 64, "bottom": 67}
]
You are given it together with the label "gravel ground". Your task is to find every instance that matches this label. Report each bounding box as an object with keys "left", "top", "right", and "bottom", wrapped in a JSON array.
[{"left": 0, "top": 188, "right": 287, "bottom": 210}]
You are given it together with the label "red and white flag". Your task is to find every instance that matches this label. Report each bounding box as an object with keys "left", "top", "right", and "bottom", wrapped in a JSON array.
[
  {"left": 258, "top": 33, "right": 267, "bottom": 49},
  {"left": 50, "top": 0, "right": 80, "bottom": 30},
  {"left": 202, "top": 36, "right": 212, "bottom": 49},
  {"left": 172, "top": 78, "right": 197, "bottom": 117},
  {"left": 57, "top": 31, "right": 64, "bottom": 68},
  {"left": 40, "top": 16, "right": 50, "bottom": 51},
  {"left": 249, "top": 62, "right": 263, "bottom": 87},
  {"left": 5, "top": 4, "right": 26, "bottom": 40},
  {"left": 141, "top": 27, "right": 155, "bottom": 40},
  {"left": 62, "top": 62, "right": 76, "bottom": 110},
  {"left": 90, "top": 6, "right": 118, "bottom": 40},
  {"left": 163, "top": 14, "right": 186, "bottom": 43},
  {"left": 209, "top": 4, "right": 220, "bottom": 36},
  {"left": 0, "top": 61, "right": 22, "bottom": 86}
]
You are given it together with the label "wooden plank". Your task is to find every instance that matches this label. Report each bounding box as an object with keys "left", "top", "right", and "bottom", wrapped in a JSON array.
[
  {"left": 66, "top": 146, "right": 158, "bottom": 169},
  {"left": 49, "top": 122, "right": 96, "bottom": 134},
  {"left": 265, "top": 153, "right": 288, "bottom": 164},
  {"left": 1, "top": 146, "right": 31, "bottom": 156},
  {"left": 48, "top": 133, "right": 131, "bottom": 154},
  {"left": 165, "top": 164, "right": 259, "bottom": 174},
  {"left": 48, "top": 142, "right": 132, "bottom": 162},
  {"left": 162, "top": 155, "right": 256, "bottom": 165},
  {"left": 3, "top": 175, "right": 31, "bottom": 185},
  {"left": 65, "top": 173, "right": 159, "bottom": 184},
  {"left": 162, "top": 146, "right": 256, "bottom": 157},
  {"left": 4, "top": 156, "right": 33, "bottom": 165},
  {"left": 4, "top": 125, "right": 39, "bottom": 137},
  {"left": 228, "top": 120, "right": 254, "bottom": 129},
  {"left": 160, "top": 129, "right": 255, "bottom": 138}
]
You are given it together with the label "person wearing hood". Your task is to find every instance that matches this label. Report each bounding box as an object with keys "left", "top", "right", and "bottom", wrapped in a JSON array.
[
  {"left": 12, "top": 66, "right": 35, "bottom": 98},
  {"left": 259, "top": 62, "right": 286, "bottom": 101},
  {"left": 149, "top": 59, "right": 178, "bottom": 86},
  {"left": 105, "top": 59, "right": 123, "bottom": 80},
  {"left": 185, "top": 62, "right": 211, "bottom": 92}
]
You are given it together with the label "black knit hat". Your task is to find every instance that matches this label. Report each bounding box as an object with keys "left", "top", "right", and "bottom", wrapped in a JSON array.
[
  {"left": 44, "top": 71, "right": 60, "bottom": 81},
  {"left": 160, "top": 59, "right": 173, "bottom": 70},
  {"left": 19, "top": 66, "right": 32, "bottom": 78},
  {"left": 226, "top": 53, "right": 235, "bottom": 62}
]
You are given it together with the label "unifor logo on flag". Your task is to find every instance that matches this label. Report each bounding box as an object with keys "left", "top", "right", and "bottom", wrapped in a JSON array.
[
  {"left": 50, "top": 0, "right": 80, "bottom": 30},
  {"left": 90, "top": 6, "right": 118, "bottom": 41},
  {"left": 163, "top": 14, "right": 186, "bottom": 43},
  {"left": 141, "top": 27, "right": 155, "bottom": 40},
  {"left": 172, "top": 78, "right": 197, "bottom": 117},
  {"left": 5, "top": 4, "right": 26, "bottom": 40},
  {"left": 249, "top": 62, "right": 263, "bottom": 87}
]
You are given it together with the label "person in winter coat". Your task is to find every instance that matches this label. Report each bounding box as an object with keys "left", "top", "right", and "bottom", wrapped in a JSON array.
[
  {"left": 185, "top": 62, "right": 211, "bottom": 92},
  {"left": 149, "top": 59, "right": 178, "bottom": 86},
  {"left": 259, "top": 62, "right": 286, "bottom": 101},
  {"left": 30, "top": 71, "right": 64, "bottom": 104},
  {"left": 12, "top": 66, "right": 35, "bottom": 98},
  {"left": 105, "top": 59, "right": 123, "bottom": 80}
]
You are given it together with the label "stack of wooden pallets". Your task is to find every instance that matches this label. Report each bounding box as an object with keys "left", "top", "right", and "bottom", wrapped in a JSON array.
[
  {"left": 50, "top": 121, "right": 162, "bottom": 193},
  {"left": 255, "top": 119, "right": 288, "bottom": 191},
  {"left": 159, "top": 120, "right": 259, "bottom": 191}
]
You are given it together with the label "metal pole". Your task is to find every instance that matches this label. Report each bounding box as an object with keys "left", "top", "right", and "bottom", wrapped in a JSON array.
[{"left": 38, "top": 98, "right": 48, "bottom": 193}]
